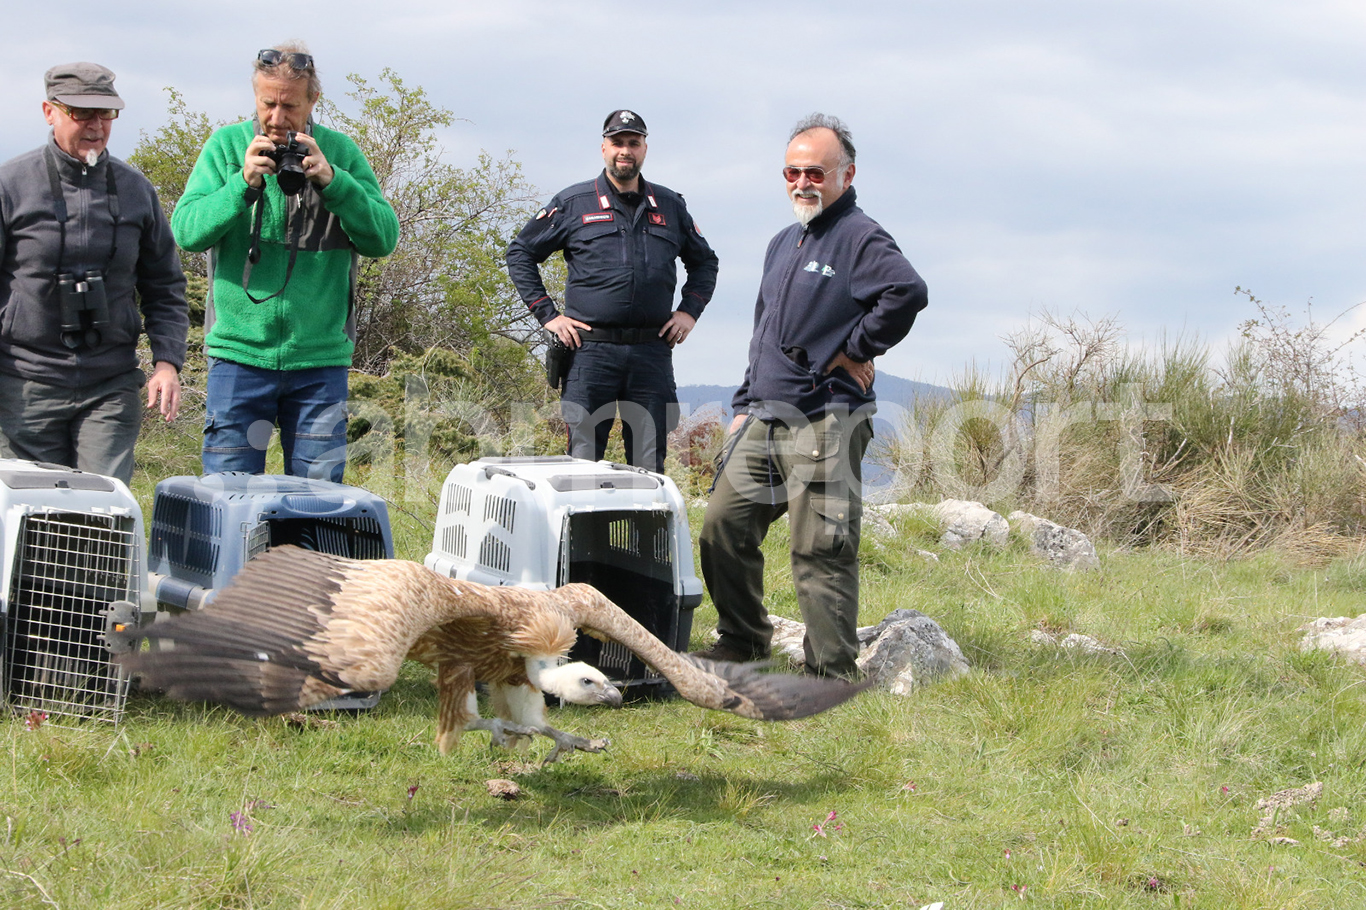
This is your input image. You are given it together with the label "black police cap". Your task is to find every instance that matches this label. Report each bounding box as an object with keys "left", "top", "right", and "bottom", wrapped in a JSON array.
[{"left": 602, "top": 109, "right": 647, "bottom": 137}]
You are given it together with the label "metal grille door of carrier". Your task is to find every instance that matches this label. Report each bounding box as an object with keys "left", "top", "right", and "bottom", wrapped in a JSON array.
[{"left": 4, "top": 512, "right": 140, "bottom": 724}]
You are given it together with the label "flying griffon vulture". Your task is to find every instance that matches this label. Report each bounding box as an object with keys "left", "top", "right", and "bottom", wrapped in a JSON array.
[{"left": 119, "top": 546, "right": 869, "bottom": 762}]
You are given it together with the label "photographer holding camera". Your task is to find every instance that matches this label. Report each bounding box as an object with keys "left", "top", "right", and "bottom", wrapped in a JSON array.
[
  {"left": 0, "top": 63, "right": 189, "bottom": 484},
  {"left": 172, "top": 43, "right": 398, "bottom": 482}
]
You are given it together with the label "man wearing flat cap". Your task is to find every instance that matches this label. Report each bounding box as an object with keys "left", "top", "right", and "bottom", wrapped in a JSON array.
[
  {"left": 507, "top": 110, "right": 719, "bottom": 473},
  {"left": 0, "top": 63, "right": 189, "bottom": 483}
]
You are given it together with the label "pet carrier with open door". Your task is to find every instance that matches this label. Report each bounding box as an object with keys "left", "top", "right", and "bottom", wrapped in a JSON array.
[{"left": 424, "top": 456, "right": 702, "bottom": 694}]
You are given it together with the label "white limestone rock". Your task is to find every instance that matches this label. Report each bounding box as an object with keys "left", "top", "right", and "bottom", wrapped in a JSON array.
[
  {"left": 936, "top": 499, "right": 1009, "bottom": 550},
  {"left": 1299, "top": 615, "right": 1366, "bottom": 664},
  {"left": 1009, "top": 510, "right": 1100, "bottom": 570}
]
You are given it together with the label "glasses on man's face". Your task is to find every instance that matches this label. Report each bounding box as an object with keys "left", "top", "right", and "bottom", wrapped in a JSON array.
[
  {"left": 52, "top": 101, "right": 119, "bottom": 122},
  {"left": 257, "top": 49, "right": 315, "bottom": 71},
  {"left": 782, "top": 165, "right": 841, "bottom": 184}
]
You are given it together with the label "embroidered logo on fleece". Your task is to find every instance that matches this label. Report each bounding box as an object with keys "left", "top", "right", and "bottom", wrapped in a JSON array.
[{"left": 803, "top": 261, "right": 836, "bottom": 277}]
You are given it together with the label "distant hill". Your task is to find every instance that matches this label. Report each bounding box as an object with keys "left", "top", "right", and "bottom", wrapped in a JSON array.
[{"left": 675, "top": 373, "right": 952, "bottom": 419}]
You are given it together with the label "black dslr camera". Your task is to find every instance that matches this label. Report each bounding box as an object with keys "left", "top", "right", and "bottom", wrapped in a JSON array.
[
  {"left": 263, "top": 130, "right": 307, "bottom": 196},
  {"left": 56, "top": 271, "right": 111, "bottom": 349}
]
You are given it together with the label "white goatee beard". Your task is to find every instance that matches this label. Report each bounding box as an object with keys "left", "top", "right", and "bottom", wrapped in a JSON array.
[
  {"left": 85, "top": 150, "right": 99, "bottom": 167},
  {"left": 792, "top": 191, "right": 823, "bottom": 226}
]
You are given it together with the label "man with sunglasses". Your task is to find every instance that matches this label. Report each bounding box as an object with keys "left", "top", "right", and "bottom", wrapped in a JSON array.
[
  {"left": 173, "top": 44, "right": 398, "bottom": 482},
  {"left": 695, "top": 114, "right": 927, "bottom": 679},
  {"left": 0, "top": 63, "right": 189, "bottom": 483},
  {"left": 506, "top": 110, "right": 718, "bottom": 474}
]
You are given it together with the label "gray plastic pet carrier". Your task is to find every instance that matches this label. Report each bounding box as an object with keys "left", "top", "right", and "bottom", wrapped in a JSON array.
[{"left": 147, "top": 473, "right": 393, "bottom": 709}]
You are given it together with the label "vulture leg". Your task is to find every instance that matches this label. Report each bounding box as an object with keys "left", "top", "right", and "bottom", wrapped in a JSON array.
[
  {"left": 488, "top": 683, "right": 534, "bottom": 751},
  {"left": 435, "top": 662, "right": 478, "bottom": 755},
  {"left": 501, "top": 682, "right": 609, "bottom": 764},
  {"left": 463, "top": 716, "right": 538, "bottom": 748}
]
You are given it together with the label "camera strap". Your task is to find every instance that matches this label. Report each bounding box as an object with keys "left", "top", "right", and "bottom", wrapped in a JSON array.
[
  {"left": 242, "top": 192, "right": 303, "bottom": 304},
  {"left": 44, "top": 144, "right": 121, "bottom": 276}
]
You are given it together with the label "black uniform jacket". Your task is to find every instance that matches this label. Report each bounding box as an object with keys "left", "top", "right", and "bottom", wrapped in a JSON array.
[{"left": 506, "top": 171, "right": 719, "bottom": 328}]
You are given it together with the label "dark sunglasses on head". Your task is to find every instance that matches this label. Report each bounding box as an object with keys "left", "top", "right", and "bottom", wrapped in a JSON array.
[
  {"left": 257, "top": 49, "right": 315, "bottom": 70},
  {"left": 52, "top": 101, "right": 119, "bottom": 122},
  {"left": 782, "top": 165, "right": 842, "bottom": 184}
]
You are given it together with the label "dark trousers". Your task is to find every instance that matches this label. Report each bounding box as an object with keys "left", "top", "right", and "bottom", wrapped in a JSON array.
[
  {"left": 0, "top": 368, "right": 144, "bottom": 484},
  {"left": 559, "top": 339, "right": 676, "bottom": 473},
  {"left": 699, "top": 409, "right": 873, "bottom": 678}
]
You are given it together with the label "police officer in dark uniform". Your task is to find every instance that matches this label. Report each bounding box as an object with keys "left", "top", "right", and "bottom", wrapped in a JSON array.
[{"left": 506, "top": 110, "right": 719, "bottom": 473}]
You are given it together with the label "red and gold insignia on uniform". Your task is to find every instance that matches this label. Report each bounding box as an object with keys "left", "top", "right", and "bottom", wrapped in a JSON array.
[{"left": 648, "top": 212, "right": 666, "bottom": 226}]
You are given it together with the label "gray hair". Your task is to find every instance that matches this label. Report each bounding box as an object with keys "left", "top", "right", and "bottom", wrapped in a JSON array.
[
  {"left": 789, "top": 113, "right": 855, "bottom": 165},
  {"left": 252, "top": 40, "right": 322, "bottom": 100}
]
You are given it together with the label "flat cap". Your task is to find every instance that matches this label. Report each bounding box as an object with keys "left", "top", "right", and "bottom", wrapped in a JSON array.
[
  {"left": 602, "top": 109, "right": 647, "bottom": 137},
  {"left": 45, "top": 62, "right": 125, "bottom": 110}
]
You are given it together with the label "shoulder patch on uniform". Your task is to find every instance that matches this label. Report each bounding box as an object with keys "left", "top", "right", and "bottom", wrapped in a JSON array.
[
  {"left": 693, "top": 221, "right": 704, "bottom": 237},
  {"left": 582, "top": 212, "right": 615, "bottom": 224},
  {"left": 535, "top": 208, "right": 547, "bottom": 220},
  {"left": 648, "top": 212, "right": 667, "bottom": 226}
]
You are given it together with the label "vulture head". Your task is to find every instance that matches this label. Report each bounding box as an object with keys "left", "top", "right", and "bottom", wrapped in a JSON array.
[{"left": 534, "top": 660, "right": 624, "bottom": 708}]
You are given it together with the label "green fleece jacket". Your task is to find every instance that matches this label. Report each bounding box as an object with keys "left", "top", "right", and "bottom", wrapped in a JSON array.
[{"left": 172, "top": 120, "right": 398, "bottom": 369}]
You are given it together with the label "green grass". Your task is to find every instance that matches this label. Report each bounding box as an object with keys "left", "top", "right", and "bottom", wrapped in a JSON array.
[{"left": 19, "top": 448, "right": 1366, "bottom": 907}]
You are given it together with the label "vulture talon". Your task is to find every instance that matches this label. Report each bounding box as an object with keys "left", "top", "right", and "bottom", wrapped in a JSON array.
[{"left": 539, "top": 728, "right": 609, "bottom": 765}]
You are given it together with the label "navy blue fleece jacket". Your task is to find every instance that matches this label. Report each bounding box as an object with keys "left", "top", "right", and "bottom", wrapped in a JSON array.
[{"left": 734, "top": 187, "right": 927, "bottom": 419}]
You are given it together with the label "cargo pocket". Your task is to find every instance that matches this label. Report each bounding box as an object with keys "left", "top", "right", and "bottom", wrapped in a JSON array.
[
  {"left": 804, "top": 485, "right": 858, "bottom": 558},
  {"left": 787, "top": 418, "right": 845, "bottom": 487}
]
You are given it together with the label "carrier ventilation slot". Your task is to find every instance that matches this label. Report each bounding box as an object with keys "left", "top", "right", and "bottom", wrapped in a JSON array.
[
  {"left": 442, "top": 523, "right": 468, "bottom": 561},
  {"left": 482, "top": 495, "right": 516, "bottom": 533},
  {"left": 478, "top": 534, "right": 512, "bottom": 574},
  {"left": 445, "top": 483, "right": 473, "bottom": 516}
]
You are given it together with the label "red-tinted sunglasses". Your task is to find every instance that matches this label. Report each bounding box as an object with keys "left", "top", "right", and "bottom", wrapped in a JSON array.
[{"left": 782, "top": 164, "right": 839, "bottom": 184}]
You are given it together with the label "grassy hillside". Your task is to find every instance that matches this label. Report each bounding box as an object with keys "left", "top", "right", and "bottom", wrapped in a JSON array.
[{"left": 3, "top": 505, "right": 1365, "bottom": 909}]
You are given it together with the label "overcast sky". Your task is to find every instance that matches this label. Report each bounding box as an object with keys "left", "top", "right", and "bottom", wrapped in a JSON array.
[{"left": 3, "top": 0, "right": 1363, "bottom": 389}]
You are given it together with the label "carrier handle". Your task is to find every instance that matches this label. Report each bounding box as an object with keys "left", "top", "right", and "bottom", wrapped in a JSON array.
[
  {"left": 482, "top": 465, "right": 536, "bottom": 490},
  {"left": 604, "top": 462, "right": 655, "bottom": 476}
]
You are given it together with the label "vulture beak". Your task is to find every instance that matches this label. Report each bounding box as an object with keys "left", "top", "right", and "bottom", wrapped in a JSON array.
[{"left": 599, "top": 685, "right": 624, "bottom": 708}]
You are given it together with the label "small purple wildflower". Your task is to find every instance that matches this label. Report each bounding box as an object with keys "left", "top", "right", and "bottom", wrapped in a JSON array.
[
  {"left": 407, "top": 783, "right": 419, "bottom": 801},
  {"left": 24, "top": 710, "right": 47, "bottom": 731},
  {"left": 229, "top": 811, "right": 253, "bottom": 836}
]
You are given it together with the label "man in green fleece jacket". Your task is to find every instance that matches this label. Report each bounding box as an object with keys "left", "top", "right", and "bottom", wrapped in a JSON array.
[{"left": 172, "top": 44, "right": 398, "bottom": 482}]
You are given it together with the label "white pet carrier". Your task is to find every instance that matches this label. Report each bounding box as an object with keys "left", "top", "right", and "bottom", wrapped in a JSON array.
[
  {"left": 425, "top": 456, "right": 703, "bottom": 691},
  {"left": 0, "top": 460, "right": 147, "bottom": 725}
]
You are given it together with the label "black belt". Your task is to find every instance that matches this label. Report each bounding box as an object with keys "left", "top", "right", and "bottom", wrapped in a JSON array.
[{"left": 579, "top": 326, "right": 665, "bottom": 344}]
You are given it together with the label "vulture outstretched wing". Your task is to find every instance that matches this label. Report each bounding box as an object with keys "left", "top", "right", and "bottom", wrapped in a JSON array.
[{"left": 119, "top": 546, "right": 869, "bottom": 727}]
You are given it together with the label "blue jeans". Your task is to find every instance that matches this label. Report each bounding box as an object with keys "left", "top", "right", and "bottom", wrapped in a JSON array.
[
  {"left": 202, "top": 359, "right": 348, "bottom": 482},
  {"left": 559, "top": 339, "right": 676, "bottom": 473}
]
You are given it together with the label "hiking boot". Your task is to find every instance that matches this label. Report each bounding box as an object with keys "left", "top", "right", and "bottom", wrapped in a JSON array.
[{"left": 689, "top": 642, "right": 765, "bottom": 663}]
